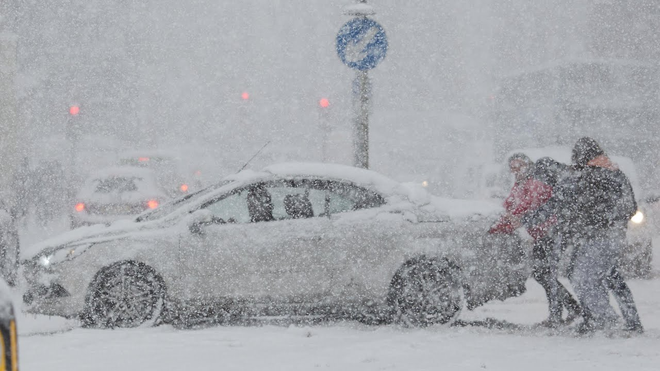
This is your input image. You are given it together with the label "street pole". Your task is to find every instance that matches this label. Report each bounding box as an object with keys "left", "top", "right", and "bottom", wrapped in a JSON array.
[
  {"left": 353, "top": 70, "right": 370, "bottom": 168},
  {"left": 337, "top": 0, "right": 385, "bottom": 170}
]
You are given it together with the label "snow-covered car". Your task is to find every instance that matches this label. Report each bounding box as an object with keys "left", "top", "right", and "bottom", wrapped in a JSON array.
[
  {"left": 23, "top": 163, "right": 529, "bottom": 328},
  {"left": 70, "top": 167, "right": 168, "bottom": 228},
  {"left": 480, "top": 146, "right": 653, "bottom": 277},
  {"left": 0, "top": 279, "right": 19, "bottom": 370},
  {"left": 118, "top": 150, "right": 198, "bottom": 197}
]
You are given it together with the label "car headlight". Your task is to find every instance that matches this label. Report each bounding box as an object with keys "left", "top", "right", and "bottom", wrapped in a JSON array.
[
  {"left": 33, "top": 244, "right": 91, "bottom": 269},
  {"left": 38, "top": 254, "right": 54, "bottom": 268},
  {"left": 631, "top": 210, "right": 644, "bottom": 224}
]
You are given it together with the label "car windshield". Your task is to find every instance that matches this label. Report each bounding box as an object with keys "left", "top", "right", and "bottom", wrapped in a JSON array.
[
  {"left": 95, "top": 177, "right": 139, "bottom": 193},
  {"left": 135, "top": 179, "right": 234, "bottom": 222}
]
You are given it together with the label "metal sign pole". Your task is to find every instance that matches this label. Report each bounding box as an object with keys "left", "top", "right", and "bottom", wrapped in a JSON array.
[
  {"left": 354, "top": 70, "right": 370, "bottom": 168},
  {"left": 336, "top": 0, "right": 387, "bottom": 170}
]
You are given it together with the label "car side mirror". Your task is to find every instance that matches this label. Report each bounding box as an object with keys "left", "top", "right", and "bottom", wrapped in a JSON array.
[{"left": 187, "top": 209, "right": 213, "bottom": 234}]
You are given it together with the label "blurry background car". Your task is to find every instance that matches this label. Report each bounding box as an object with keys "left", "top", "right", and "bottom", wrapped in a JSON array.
[
  {"left": 479, "top": 146, "right": 653, "bottom": 277},
  {"left": 118, "top": 150, "right": 202, "bottom": 198},
  {"left": 0, "top": 279, "right": 18, "bottom": 371},
  {"left": 70, "top": 167, "right": 168, "bottom": 228}
]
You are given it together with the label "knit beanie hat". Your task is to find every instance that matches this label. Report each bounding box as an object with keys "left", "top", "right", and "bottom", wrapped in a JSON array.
[{"left": 571, "top": 137, "right": 604, "bottom": 167}]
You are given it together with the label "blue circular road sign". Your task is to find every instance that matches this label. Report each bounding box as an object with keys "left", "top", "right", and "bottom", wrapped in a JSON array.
[{"left": 336, "top": 18, "right": 388, "bottom": 71}]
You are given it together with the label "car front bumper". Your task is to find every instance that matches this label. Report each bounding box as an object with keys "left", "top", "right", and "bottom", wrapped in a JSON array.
[{"left": 22, "top": 263, "right": 88, "bottom": 319}]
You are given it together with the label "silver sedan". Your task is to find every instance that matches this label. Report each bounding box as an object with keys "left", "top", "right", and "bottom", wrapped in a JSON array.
[{"left": 22, "top": 163, "right": 529, "bottom": 328}]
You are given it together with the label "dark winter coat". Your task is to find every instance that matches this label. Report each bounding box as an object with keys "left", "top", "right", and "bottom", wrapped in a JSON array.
[{"left": 557, "top": 156, "right": 637, "bottom": 233}]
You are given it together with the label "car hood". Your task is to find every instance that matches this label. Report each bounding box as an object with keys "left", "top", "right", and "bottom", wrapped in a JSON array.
[
  {"left": 427, "top": 196, "right": 503, "bottom": 221},
  {"left": 21, "top": 217, "right": 172, "bottom": 261}
]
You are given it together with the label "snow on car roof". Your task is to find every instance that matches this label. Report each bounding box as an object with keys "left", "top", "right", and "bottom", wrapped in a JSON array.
[
  {"left": 119, "top": 150, "right": 180, "bottom": 160},
  {"left": 261, "top": 162, "right": 435, "bottom": 205},
  {"left": 261, "top": 163, "right": 502, "bottom": 218},
  {"left": 88, "top": 166, "right": 158, "bottom": 179},
  {"left": 263, "top": 162, "right": 400, "bottom": 192}
]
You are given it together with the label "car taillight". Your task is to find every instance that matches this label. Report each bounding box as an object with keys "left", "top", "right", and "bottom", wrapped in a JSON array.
[
  {"left": 180, "top": 184, "right": 189, "bottom": 192},
  {"left": 75, "top": 203, "right": 85, "bottom": 212},
  {"left": 147, "top": 200, "right": 159, "bottom": 209}
]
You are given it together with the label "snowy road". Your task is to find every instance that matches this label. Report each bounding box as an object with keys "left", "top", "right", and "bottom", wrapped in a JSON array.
[{"left": 15, "top": 277, "right": 660, "bottom": 371}]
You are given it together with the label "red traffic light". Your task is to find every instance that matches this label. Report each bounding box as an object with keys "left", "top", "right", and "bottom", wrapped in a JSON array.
[
  {"left": 241, "top": 92, "right": 250, "bottom": 100},
  {"left": 69, "top": 106, "right": 80, "bottom": 116},
  {"left": 319, "top": 98, "right": 330, "bottom": 108}
]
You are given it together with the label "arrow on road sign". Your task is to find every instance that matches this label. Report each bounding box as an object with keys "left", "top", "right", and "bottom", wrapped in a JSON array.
[
  {"left": 336, "top": 18, "right": 388, "bottom": 71},
  {"left": 344, "top": 26, "right": 379, "bottom": 64}
]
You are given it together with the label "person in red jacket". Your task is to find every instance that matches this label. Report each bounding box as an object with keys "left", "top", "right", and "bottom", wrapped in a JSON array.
[
  {"left": 489, "top": 153, "right": 580, "bottom": 327},
  {"left": 489, "top": 153, "right": 552, "bottom": 235}
]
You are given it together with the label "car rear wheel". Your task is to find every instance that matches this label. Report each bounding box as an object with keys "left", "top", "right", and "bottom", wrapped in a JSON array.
[
  {"left": 81, "top": 261, "right": 165, "bottom": 328},
  {"left": 388, "top": 257, "right": 463, "bottom": 327}
]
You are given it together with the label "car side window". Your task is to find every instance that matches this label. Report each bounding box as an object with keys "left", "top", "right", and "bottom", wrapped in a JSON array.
[
  {"left": 306, "top": 179, "right": 385, "bottom": 215},
  {"left": 266, "top": 183, "right": 317, "bottom": 220},
  {"left": 200, "top": 179, "right": 385, "bottom": 223},
  {"left": 203, "top": 190, "right": 251, "bottom": 223}
]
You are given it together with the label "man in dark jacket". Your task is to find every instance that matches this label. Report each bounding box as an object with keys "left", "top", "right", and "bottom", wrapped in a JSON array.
[{"left": 560, "top": 137, "right": 642, "bottom": 333}]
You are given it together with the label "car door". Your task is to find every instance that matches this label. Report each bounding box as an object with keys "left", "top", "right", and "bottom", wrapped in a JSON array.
[
  {"left": 181, "top": 178, "right": 336, "bottom": 307},
  {"left": 303, "top": 180, "right": 410, "bottom": 302}
]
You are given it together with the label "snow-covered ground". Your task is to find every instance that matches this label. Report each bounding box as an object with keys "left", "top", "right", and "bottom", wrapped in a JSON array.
[
  {"left": 9, "top": 273, "right": 658, "bottom": 371},
  {"left": 9, "top": 218, "right": 659, "bottom": 371}
]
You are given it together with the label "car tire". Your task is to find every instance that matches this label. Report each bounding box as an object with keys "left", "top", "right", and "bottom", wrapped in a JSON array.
[
  {"left": 81, "top": 261, "right": 165, "bottom": 329},
  {"left": 388, "top": 256, "right": 463, "bottom": 327}
]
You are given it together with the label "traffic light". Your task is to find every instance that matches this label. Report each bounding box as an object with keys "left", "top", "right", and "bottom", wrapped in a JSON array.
[
  {"left": 319, "top": 98, "right": 330, "bottom": 108},
  {"left": 241, "top": 92, "right": 250, "bottom": 100},
  {"left": 69, "top": 105, "right": 80, "bottom": 116}
]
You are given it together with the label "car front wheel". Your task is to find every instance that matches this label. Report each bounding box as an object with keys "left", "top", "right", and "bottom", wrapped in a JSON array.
[
  {"left": 81, "top": 261, "right": 165, "bottom": 328},
  {"left": 388, "top": 256, "right": 463, "bottom": 327}
]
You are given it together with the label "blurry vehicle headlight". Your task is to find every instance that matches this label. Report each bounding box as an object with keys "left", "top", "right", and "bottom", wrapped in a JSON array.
[
  {"left": 38, "top": 254, "right": 54, "bottom": 268},
  {"left": 631, "top": 210, "right": 644, "bottom": 224}
]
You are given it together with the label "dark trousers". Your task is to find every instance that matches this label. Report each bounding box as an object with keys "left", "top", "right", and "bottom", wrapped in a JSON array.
[
  {"left": 605, "top": 266, "right": 643, "bottom": 330},
  {"left": 569, "top": 228, "right": 643, "bottom": 331},
  {"left": 532, "top": 236, "right": 581, "bottom": 322}
]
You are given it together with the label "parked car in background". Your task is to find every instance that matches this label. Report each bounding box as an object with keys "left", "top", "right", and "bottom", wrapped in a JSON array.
[
  {"left": 0, "top": 279, "right": 18, "bottom": 370},
  {"left": 70, "top": 167, "right": 168, "bottom": 228},
  {"left": 24, "top": 163, "right": 528, "bottom": 329},
  {"left": 480, "top": 146, "right": 653, "bottom": 277},
  {"left": 118, "top": 150, "right": 201, "bottom": 198}
]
